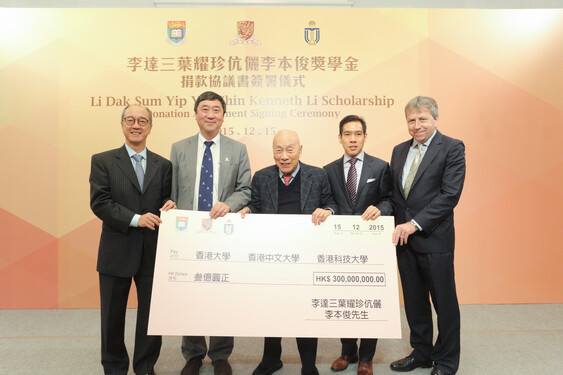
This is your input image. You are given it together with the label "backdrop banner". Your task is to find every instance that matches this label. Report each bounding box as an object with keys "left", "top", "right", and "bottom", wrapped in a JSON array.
[{"left": 1, "top": 8, "right": 562, "bottom": 308}]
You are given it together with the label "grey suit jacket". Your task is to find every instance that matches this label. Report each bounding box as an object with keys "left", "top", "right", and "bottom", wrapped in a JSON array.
[
  {"left": 247, "top": 162, "right": 336, "bottom": 214},
  {"left": 390, "top": 130, "right": 466, "bottom": 254},
  {"left": 90, "top": 145, "right": 172, "bottom": 277},
  {"left": 324, "top": 153, "right": 394, "bottom": 216},
  {"left": 170, "top": 133, "right": 251, "bottom": 212}
]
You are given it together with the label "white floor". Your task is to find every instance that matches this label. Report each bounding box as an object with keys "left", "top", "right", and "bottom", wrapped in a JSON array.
[{"left": 0, "top": 305, "right": 562, "bottom": 374}]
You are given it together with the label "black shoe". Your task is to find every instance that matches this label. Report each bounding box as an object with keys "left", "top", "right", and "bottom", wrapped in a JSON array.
[
  {"left": 213, "top": 359, "right": 232, "bottom": 375},
  {"left": 252, "top": 361, "right": 283, "bottom": 375},
  {"left": 390, "top": 356, "right": 432, "bottom": 372},
  {"left": 431, "top": 368, "right": 446, "bottom": 375},
  {"left": 181, "top": 357, "right": 203, "bottom": 375},
  {"left": 301, "top": 367, "right": 319, "bottom": 375}
]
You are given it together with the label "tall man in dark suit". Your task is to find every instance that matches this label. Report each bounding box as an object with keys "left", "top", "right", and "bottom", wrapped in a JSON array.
[
  {"left": 238, "top": 129, "right": 336, "bottom": 375},
  {"left": 168, "top": 91, "right": 251, "bottom": 375},
  {"left": 90, "top": 104, "right": 173, "bottom": 375},
  {"left": 324, "top": 115, "right": 394, "bottom": 375},
  {"left": 389, "top": 97, "right": 465, "bottom": 375}
]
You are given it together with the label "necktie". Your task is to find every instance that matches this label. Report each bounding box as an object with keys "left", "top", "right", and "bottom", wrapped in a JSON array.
[
  {"left": 132, "top": 154, "right": 144, "bottom": 190},
  {"left": 346, "top": 158, "right": 358, "bottom": 206},
  {"left": 282, "top": 174, "right": 292, "bottom": 186},
  {"left": 198, "top": 141, "right": 214, "bottom": 211},
  {"left": 404, "top": 144, "right": 423, "bottom": 197}
]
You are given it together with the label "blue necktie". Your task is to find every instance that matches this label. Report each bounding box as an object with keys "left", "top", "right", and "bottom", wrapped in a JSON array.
[
  {"left": 198, "top": 141, "right": 214, "bottom": 211},
  {"left": 132, "top": 154, "right": 144, "bottom": 190}
]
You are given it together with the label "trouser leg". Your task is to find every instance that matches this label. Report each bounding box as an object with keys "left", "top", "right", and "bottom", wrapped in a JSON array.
[{"left": 99, "top": 273, "right": 131, "bottom": 375}]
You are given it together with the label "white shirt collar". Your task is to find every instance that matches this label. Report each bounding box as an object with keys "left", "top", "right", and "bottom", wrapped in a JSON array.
[
  {"left": 411, "top": 129, "right": 437, "bottom": 149},
  {"left": 198, "top": 132, "right": 221, "bottom": 146},
  {"left": 344, "top": 150, "right": 365, "bottom": 164},
  {"left": 124, "top": 144, "right": 147, "bottom": 159}
]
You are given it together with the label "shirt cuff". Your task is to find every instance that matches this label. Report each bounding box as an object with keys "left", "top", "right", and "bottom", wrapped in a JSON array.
[
  {"left": 410, "top": 219, "right": 422, "bottom": 231},
  {"left": 130, "top": 214, "right": 140, "bottom": 227}
]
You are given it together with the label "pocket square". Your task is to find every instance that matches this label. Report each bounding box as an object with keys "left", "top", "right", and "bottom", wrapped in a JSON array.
[{"left": 366, "top": 178, "right": 376, "bottom": 183}]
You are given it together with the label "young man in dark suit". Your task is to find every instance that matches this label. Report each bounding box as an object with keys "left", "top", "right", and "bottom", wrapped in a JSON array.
[
  {"left": 90, "top": 104, "right": 173, "bottom": 375},
  {"left": 389, "top": 96, "right": 466, "bottom": 375},
  {"left": 323, "top": 115, "right": 394, "bottom": 375},
  {"left": 238, "top": 129, "right": 336, "bottom": 375}
]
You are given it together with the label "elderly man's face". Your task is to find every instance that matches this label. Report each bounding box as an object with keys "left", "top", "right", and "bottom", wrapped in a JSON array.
[
  {"left": 273, "top": 130, "right": 302, "bottom": 175},
  {"left": 406, "top": 107, "right": 438, "bottom": 144},
  {"left": 195, "top": 99, "right": 224, "bottom": 140}
]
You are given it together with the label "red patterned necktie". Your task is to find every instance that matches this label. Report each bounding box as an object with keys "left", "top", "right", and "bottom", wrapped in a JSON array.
[{"left": 283, "top": 174, "right": 292, "bottom": 186}]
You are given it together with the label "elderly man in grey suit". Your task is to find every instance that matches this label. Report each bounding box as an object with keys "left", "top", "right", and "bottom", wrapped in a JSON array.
[
  {"left": 238, "top": 129, "right": 336, "bottom": 375},
  {"left": 389, "top": 96, "right": 465, "bottom": 375},
  {"left": 90, "top": 104, "right": 172, "bottom": 375},
  {"left": 323, "top": 115, "right": 393, "bottom": 375},
  {"left": 166, "top": 91, "right": 251, "bottom": 375}
]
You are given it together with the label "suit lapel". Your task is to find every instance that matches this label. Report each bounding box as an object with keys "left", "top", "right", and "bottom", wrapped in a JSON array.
[
  {"left": 186, "top": 136, "right": 199, "bottom": 190},
  {"left": 356, "top": 155, "right": 373, "bottom": 207},
  {"left": 266, "top": 167, "right": 279, "bottom": 212},
  {"left": 300, "top": 164, "right": 312, "bottom": 212},
  {"left": 143, "top": 150, "right": 158, "bottom": 194},
  {"left": 115, "top": 146, "right": 142, "bottom": 193},
  {"left": 395, "top": 142, "right": 411, "bottom": 199},
  {"left": 218, "top": 137, "right": 231, "bottom": 202},
  {"left": 409, "top": 131, "right": 442, "bottom": 193},
  {"left": 335, "top": 157, "right": 353, "bottom": 207}
]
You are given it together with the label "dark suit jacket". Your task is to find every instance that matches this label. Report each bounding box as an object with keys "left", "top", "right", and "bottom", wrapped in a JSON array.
[
  {"left": 324, "top": 153, "right": 394, "bottom": 216},
  {"left": 90, "top": 145, "right": 172, "bottom": 278},
  {"left": 247, "top": 162, "right": 336, "bottom": 214},
  {"left": 390, "top": 131, "right": 465, "bottom": 253}
]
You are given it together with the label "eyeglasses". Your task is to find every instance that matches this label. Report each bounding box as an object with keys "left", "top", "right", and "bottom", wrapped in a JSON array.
[{"left": 122, "top": 116, "right": 150, "bottom": 127}]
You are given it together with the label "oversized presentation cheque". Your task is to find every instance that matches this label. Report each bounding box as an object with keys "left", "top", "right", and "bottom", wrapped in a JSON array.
[{"left": 148, "top": 210, "right": 401, "bottom": 338}]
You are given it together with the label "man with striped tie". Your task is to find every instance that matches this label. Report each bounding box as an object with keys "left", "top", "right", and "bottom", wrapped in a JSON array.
[{"left": 323, "top": 115, "right": 394, "bottom": 375}]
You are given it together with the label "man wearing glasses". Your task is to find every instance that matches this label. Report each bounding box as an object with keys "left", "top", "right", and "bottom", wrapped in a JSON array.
[{"left": 90, "top": 104, "right": 173, "bottom": 375}]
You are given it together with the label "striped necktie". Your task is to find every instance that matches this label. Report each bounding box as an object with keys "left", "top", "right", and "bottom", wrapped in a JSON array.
[
  {"left": 346, "top": 158, "right": 358, "bottom": 205},
  {"left": 404, "top": 144, "right": 423, "bottom": 197}
]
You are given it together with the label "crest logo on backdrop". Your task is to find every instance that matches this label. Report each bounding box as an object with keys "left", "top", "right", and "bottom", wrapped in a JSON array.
[
  {"left": 231, "top": 21, "right": 261, "bottom": 45},
  {"left": 305, "top": 20, "right": 320, "bottom": 45},
  {"left": 167, "top": 21, "right": 187, "bottom": 45}
]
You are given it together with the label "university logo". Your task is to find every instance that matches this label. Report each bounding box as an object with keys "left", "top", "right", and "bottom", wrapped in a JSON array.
[
  {"left": 167, "top": 21, "right": 187, "bottom": 45},
  {"left": 224, "top": 221, "right": 234, "bottom": 235},
  {"left": 305, "top": 21, "right": 320, "bottom": 45},
  {"left": 230, "top": 21, "right": 261, "bottom": 45},
  {"left": 176, "top": 216, "right": 189, "bottom": 231},
  {"left": 201, "top": 218, "right": 214, "bottom": 232}
]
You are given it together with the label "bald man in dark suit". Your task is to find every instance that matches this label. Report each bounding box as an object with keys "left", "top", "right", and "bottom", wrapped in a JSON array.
[
  {"left": 389, "top": 96, "right": 465, "bottom": 375},
  {"left": 239, "top": 129, "right": 336, "bottom": 375},
  {"left": 90, "top": 105, "right": 173, "bottom": 375}
]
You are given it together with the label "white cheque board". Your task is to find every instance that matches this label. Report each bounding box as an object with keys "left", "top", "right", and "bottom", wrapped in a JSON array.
[{"left": 148, "top": 210, "right": 401, "bottom": 338}]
